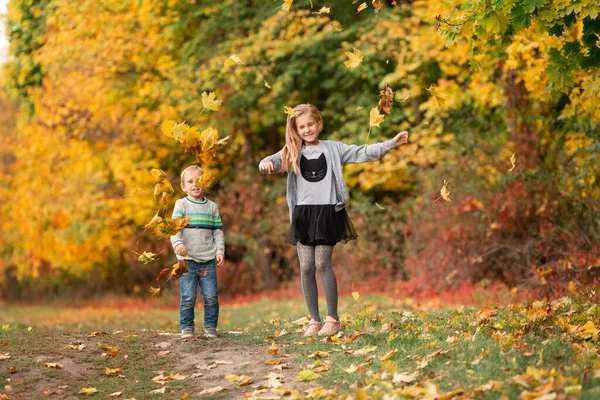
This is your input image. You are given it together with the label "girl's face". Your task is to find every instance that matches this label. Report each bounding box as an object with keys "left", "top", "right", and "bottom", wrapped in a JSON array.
[
  {"left": 181, "top": 170, "right": 204, "bottom": 200},
  {"left": 295, "top": 114, "right": 322, "bottom": 146}
]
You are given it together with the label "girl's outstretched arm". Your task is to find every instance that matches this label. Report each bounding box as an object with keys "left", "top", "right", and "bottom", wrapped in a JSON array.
[{"left": 393, "top": 131, "right": 409, "bottom": 146}]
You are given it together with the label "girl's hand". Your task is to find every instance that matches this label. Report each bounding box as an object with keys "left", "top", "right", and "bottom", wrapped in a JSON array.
[
  {"left": 393, "top": 131, "right": 409, "bottom": 146},
  {"left": 259, "top": 161, "right": 274, "bottom": 174},
  {"left": 216, "top": 254, "right": 225, "bottom": 267},
  {"left": 175, "top": 244, "right": 187, "bottom": 257}
]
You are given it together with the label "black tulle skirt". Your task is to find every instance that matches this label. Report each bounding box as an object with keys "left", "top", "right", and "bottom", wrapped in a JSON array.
[{"left": 287, "top": 204, "right": 358, "bottom": 246}]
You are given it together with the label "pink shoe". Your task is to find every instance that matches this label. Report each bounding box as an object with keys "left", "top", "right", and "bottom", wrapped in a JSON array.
[
  {"left": 303, "top": 320, "right": 322, "bottom": 337},
  {"left": 318, "top": 316, "right": 341, "bottom": 336}
]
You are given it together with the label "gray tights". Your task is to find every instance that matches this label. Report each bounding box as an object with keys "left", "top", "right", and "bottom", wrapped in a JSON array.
[{"left": 297, "top": 243, "right": 338, "bottom": 321}]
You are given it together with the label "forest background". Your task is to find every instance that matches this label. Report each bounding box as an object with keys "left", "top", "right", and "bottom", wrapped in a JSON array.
[{"left": 0, "top": 0, "right": 598, "bottom": 303}]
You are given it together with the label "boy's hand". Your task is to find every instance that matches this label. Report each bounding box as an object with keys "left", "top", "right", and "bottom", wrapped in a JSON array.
[
  {"left": 175, "top": 244, "right": 187, "bottom": 257},
  {"left": 259, "top": 161, "right": 274, "bottom": 174},
  {"left": 216, "top": 254, "right": 225, "bottom": 267},
  {"left": 392, "top": 131, "right": 409, "bottom": 146}
]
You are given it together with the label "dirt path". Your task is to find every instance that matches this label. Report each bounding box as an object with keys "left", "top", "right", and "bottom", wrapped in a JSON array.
[{"left": 1, "top": 329, "right": 316, "bottom": 399}]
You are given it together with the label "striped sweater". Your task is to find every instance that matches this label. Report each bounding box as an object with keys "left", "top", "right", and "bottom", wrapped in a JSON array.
[{"left": 170, "top": 196, "right": 225, "bottom": 262}]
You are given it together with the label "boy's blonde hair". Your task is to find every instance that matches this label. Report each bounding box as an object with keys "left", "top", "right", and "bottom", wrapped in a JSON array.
[
  {"left": 180, "top": 165, "right": 204, "bottom": 183},
  {"left": 280, "top": 103, "right": 323, "bottom": 174}
]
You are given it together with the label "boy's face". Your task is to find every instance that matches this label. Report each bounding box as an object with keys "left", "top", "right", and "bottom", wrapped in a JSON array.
[{"left": 181, "top": 170, "right": 204, "bottom": 200}]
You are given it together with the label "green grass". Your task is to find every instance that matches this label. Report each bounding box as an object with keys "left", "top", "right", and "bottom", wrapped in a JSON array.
[{"left": 1, "top": 295, "right": 600, "bottom": 399}]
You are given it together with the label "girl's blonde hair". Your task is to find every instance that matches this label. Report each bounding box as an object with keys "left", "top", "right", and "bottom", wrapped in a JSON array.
[
  {"left": 180, "top": 165, "right": 204, "bottom": 183},
  {"left": 280, "top": 103, "right": 323, "bottom": 174}
]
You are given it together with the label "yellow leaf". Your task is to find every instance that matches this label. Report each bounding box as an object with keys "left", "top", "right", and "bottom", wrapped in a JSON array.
[
  {"left": 105, "top": 367, "right": 120, "bottom": 376},
  {"left": 194, "top": 174, "right": 214, "bottom": 189},
  {"left": 352, "top": 291, "right": 360, "bottom": 302},
  {"left": 138, "top": 251, "right": 158, "bottom": 264},
  {"left": 582, "top": 321, "right": 599, "bottom": 339},
  {"left": 369, "top": 107, "right": 385, "bottom": 128},
  {"left": 264, "top": 80, "right": 271, "bottom": 89},
  {"left": 283, "top": 106, "right": 296, "bottom": 116},
  {"left": 79, "top": 388, "right": 98, "bottom": 396},
  {"left": 313, "top": 6, "right": 331, "bottom": 14},
  {"left": 438, "top": 180, "right": 451, "bottom": 202},
  {"left": 198, "top": 386, "right": 227, "bottom": 396},
  {"left": 151, "top": 169, "right": 167, "bottom": 182},
  {"left": 344, "top": 48, "right": 363, "bottom": 69},
  {"left": 508, "top": 153, "right": 516, "bottom": 172},
  {"left": 426, "top": 85, "right": 446, "bottom": 107},
  {"left": 225, "top": 373, "right": 241, "bottom": 382},
  {"left": 45, "top": 362, "right": 63, "bottom": 369},
  {"left": 568, "top": 281, "right": 577, "bottom": 293},
  {"left": 149, "top": 286, "right": 161, "bottom": 297},
  {"left": 296, "top": 370, "right": 320, "bottom": 381},
  {"left": 201, "top": 91, "right": 222, "bottom": 112},
  {"left": 375, "top": 202, "right": 386, "bottom": 210},
  {"left": 356, "top": 2, "right": 368, "bottom": 13},
  {"left": 224, "top": 55, "right": 243, "bottom": 66},
  {"left": 379, "top": 349, "right": 398, "bottom": 360}
]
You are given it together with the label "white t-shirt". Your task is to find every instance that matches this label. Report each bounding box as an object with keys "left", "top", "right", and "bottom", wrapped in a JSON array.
[{"left": 296, "top": 142, "right": 336, "bottom": 205}]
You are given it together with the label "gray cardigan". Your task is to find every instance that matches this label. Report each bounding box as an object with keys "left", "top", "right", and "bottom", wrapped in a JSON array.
[{"left": 259, "top": 139, "right": 397, "bottom": 221}]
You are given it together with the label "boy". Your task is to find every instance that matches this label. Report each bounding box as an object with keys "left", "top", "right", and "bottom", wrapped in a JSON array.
[{"left": 171, "top": 165, "right": 225, "bottom": 339}]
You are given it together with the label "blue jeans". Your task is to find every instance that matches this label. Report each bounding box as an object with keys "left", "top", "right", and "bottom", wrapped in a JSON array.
[{"left": 179, "top": 260, "right": 219, "bottom": 331}]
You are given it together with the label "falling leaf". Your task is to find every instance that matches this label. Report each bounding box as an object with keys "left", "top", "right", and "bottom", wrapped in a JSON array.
[
  {"left": 378, "top": 85, "right": 395, "bottom": 114},
  {"left": 201, "top": 92, "right": 222, "bottom": 112},
  {"left": 434, "top": 180, "right": 451, "bottom": 203},
  {"left": 372, "top": 0, "right": 384, "bottom": 14},
  {"left": 352, "top": 291, "right": 360, "bottom": 302},
  {"left": 426, "top": 85, "right": 446, "bottom": 107},
  {"left": 313, "top": 6, "right": 331, "bottom": 14},
  {"left": 194, "top": 174, "right": 214, "bottom": 189},
  {"left": 283, "top": 106, "right": 296, "bottom": 116},
  {"left": 296, "top": 370, "right": 320, "bottom": 381},
  {"left": 79, "top": 388, "right": 98, "bottom": 396},
  {"left": 344, "top": 48, "right": 363, "bottom": 69},
  {"left": 224, "top": 55, "right": 243, "bottom": 66},
  {"left": 151, "top": 169, "right": 167, "bottom": 182},
  {"left": 375, "top": 202, "right": 386, "bottom": 210},
  {"left": 356, "top": 2, "right": 368, "bottom": 13},
  {"left": 369, "top": 107, "right": 385, "bottom": 128},
  {"left": 508, "top": 153, "right": 516, "bottom": 172},
  {"left": 264, "top": 80, "right": 271, "bottom": 89},
  {"left": 281, "top": 0, "right": 294, "bottom": 12},
  {"left": 170, "top": 260, "right": 189, "bottom": 280},
  {"left": 355, "top": 106, "right": 363, "bottom": 112},
  {"left": 137, "top": 251, "right": 158, "bottom": 264}
]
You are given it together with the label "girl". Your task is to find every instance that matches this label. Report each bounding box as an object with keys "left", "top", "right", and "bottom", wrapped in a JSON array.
[{"left": 259, "top": 103, "right": 409, "bottom": 336}]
